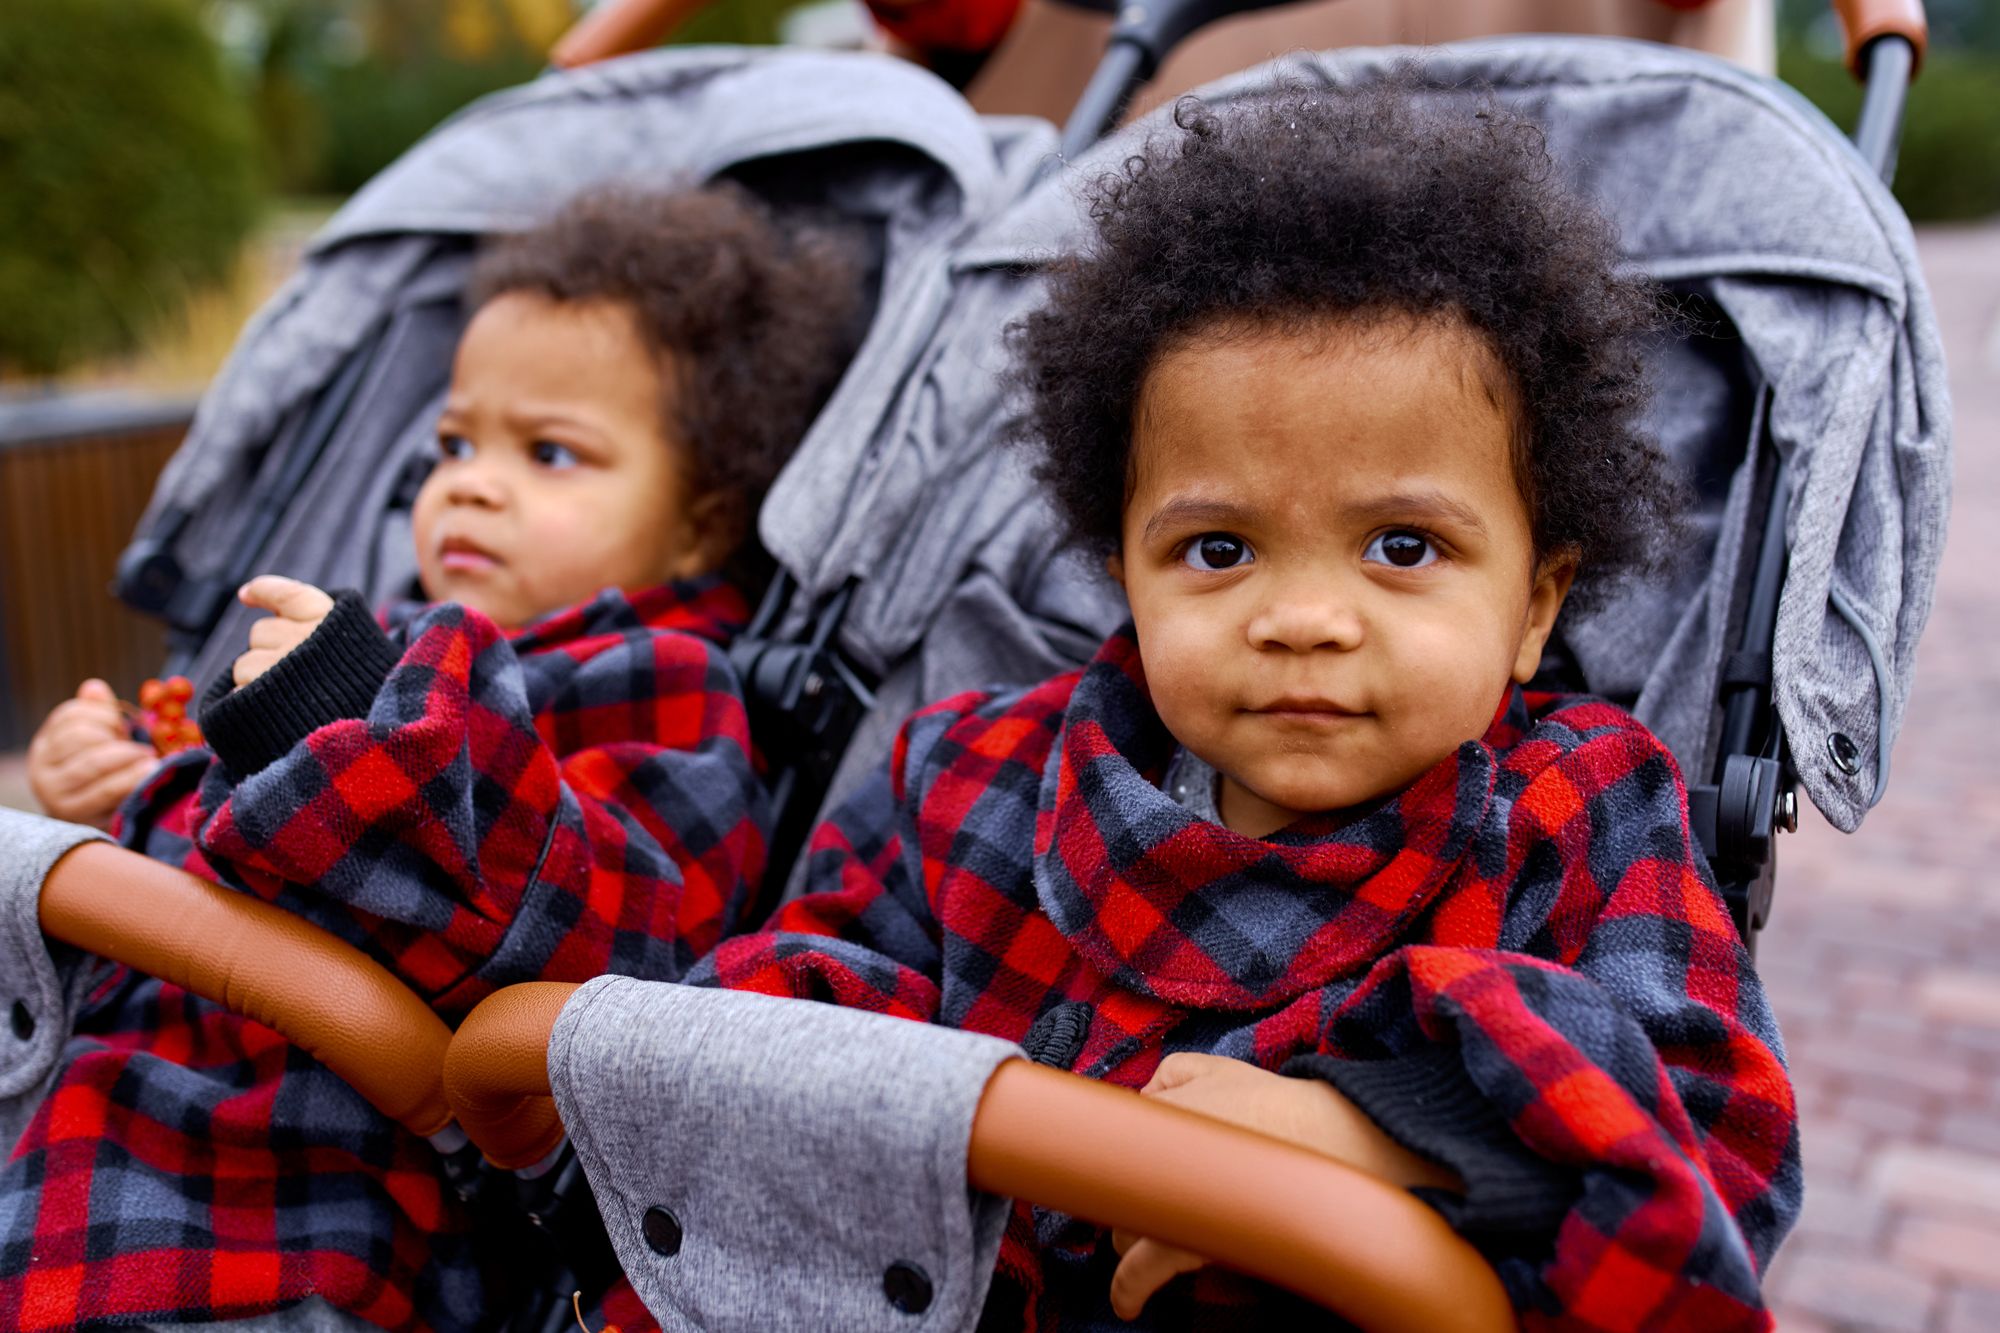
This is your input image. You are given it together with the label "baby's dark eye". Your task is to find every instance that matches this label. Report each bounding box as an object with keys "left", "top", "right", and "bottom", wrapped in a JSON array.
[
  {"left": 1181, "top": 533, "right": 1254, "bottom": 572},
  {"left": 531, "top": 440, "right": 580, "bottom": 469},
  {"left": 436, "top": 434, "right": 472, "bottom": 461},
  {"left": 1364, "top": 531, "right": 1437, "bottom": 569}
]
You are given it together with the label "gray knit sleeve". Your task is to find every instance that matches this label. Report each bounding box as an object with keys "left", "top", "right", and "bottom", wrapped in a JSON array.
[
  {"left": 550, "top": 977, "right": 1020, "bottom": 1332},
  {"left": 0, "top": 808, "right": 111, "bottom": 1154}
]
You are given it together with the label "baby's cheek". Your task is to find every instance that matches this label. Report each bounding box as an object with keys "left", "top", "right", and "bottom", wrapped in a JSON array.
[
  {"left": 1379, "top": 621, "right": 1512, "bottom": 749},
  {"left": 1136, "top": 631, "right": 1232, "bottom": 740},
  {"left": 1143, "top": 664, "right": 1210, "bottom": 750}
]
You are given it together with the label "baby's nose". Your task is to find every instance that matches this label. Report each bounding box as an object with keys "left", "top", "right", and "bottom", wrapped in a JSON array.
[
  {"left": 445, "top": 465, "right": 506, "bottom": 508},
  {"left": 1247, "top": 589, "right": 1364, "bottom": 653}
]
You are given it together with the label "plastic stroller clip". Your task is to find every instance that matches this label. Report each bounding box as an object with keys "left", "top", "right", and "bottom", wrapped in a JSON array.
[{"left": 728, "top": 576, "right": 877, "bottom": 902}]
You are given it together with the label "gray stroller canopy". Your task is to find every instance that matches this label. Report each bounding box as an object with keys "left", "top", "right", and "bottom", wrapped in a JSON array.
[
  {"left": 130, "top": 38, "right": 1947, "bottom": 843},
  {"left": 132, "top": 46, "right": 1056, "bottom": 702},
  {"left": 792, "top": 36, "right": 1949, "bottom": 838}
]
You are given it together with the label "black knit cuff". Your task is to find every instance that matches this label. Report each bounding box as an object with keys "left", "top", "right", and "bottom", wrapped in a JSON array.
[
  {"left": 200, "top": 590, "right": 400, "bottom": 778},
  {"left": 1283, "top": 1049, "right": 1583, "bottom": 1238}
]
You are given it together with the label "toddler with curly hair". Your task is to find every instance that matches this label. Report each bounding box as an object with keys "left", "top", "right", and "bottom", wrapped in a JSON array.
[
  {"left": 6, "top": 183, "right": 865, "bottom": 1331},
  {"left": 665, "top": 86, "right": 1801, "bottom": 1332}
]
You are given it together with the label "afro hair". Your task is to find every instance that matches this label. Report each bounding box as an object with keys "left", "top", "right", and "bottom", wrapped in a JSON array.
[{"left": 1012, "top": 80, "right": 1687, "bottom": 610}]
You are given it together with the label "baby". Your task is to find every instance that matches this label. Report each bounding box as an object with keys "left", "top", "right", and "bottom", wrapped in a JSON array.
[
  {"left": 4, "top": 185, "right": 863, "bottom": 1331},
  {"left": 580, "top": 90, "right": 1798, "bottom": 1332}
]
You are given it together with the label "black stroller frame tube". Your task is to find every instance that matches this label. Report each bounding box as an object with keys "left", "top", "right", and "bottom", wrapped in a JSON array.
[
  {"left": 1852, "top": 35, "right": 1915, "bottom": 185},
  {"left": 1055, "top": 0, "right": 1301, "bottom": 161},
  {"left": 1717, "top": 451, "right": 1791, "bottom": 768},
  {"left": 1062, "top": 40, "right": 1152, "bottom": 161}
]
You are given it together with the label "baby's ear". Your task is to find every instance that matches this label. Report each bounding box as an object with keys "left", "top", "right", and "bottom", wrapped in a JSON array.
[
  {"left": 1512, "top": 551, "right": 1578, "bottom": 684},
  {"left": 666, "top": 490, "right": 737, "bottom": 582}
]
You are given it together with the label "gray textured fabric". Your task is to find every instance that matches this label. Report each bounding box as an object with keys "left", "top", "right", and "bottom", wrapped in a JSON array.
[
  {"left": 1164, "top": 747, "right": 1224, "bottom": 825},
  {"left": 816, "top": 37, "right": 1947, "bottom": 835},
  {"left": 550, "top": 977, "right": 1018, "bottom": 1332},
  {"left": 0, "top": 809, "right": 107, "bottom": 1154},
  {"left": 131, "top": 46, "right": 1056, "bottom": 698}
]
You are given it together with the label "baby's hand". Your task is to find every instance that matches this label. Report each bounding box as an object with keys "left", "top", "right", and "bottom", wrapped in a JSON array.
[
  {"left": 232, "top": 576, "right": 335, "bottom": 687},
  {"left": 25, "top": 680, "right": 159, "bottom": 828},
  {"left": 1107, "top": 1053, "right": 1461, "bottom": 1319}
]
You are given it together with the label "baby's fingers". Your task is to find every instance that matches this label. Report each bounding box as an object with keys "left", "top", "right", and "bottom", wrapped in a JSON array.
[
  {"left": 32, "top": 740, "right": 157, "bottom": 827},
  {"left": 247, "top": 614, "right": 316, "bottom": 652},
  {"left": 239, "top": 575, "right": 333, "bottom": 623},
  {"left": 32, "top": 712, "right": 119, "bottom": 765},
  {"left": 232, "top": 648, "right": 286, "bottom": 688},
  {"left": 71, "top": 751, "right": 162, "bottom": 825},
  {"left": 36, "top": 692, "right": 128, "bottom": 742},
  {"left": 54, "top": 738, "right": 157, "bottom": 787},
  {"left": 1109, "top": 1236, "right": 1208, "bottom": 1320}
]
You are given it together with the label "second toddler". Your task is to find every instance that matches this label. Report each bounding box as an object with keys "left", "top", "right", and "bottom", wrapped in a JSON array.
[{"left": 6, "top": 183, "right": 865, "bottom": 1331}]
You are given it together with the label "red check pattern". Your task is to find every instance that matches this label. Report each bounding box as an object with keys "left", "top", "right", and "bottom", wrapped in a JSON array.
[
  {"left": 0, "top": 580, "right": 766, "bottom": 1332},
  {"left": 669, "top": 627, "right": 1799, "bottom": 1332}
]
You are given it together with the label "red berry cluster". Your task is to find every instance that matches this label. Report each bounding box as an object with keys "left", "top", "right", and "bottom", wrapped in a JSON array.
[{"left": 138, "top": 677, "right": 204, "bottom": 755}]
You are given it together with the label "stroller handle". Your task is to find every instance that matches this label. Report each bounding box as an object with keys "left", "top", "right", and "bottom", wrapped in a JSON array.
[
  {"left": 1834, "top": 0, "right": 1927, "bottom": 78},
  {"left": 447, "top": 983, "right": 1516, "bottom": 1333},
  {"left": 549, "top": 0, "right": 709, "bottom": 68},
  {"left": 37, "top": 840, "right": 455, "bottom": 1140}
]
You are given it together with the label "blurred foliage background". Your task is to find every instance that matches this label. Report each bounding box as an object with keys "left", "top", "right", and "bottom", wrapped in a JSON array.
[
  {"left": 0, "top": 0, "right": 805, "bottom": 385},
  {"left": 0, "top": 0, "right": 1995, "bottom": 385},
  {"left": 1777, "top": 0, "right": 2000, "bottom": 223},
  {"left": 0, "top": 0, "right": 261, "bottom": 378}
]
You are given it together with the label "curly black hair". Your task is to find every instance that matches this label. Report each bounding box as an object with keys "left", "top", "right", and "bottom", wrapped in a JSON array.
[
  {"left": 468, "top": 182, "right": 866, "bottom": 583},
  {"left": 1013, "top": 81, "right": 1685, "bottom": 609}
]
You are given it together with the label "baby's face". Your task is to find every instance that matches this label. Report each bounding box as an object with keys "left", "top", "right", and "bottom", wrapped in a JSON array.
[
  {"left": 413, "top": 292, "right": 720, "bottom": 629},
  {"left": 1113, "top": 315, "right": 1572, "bottom": 837}
]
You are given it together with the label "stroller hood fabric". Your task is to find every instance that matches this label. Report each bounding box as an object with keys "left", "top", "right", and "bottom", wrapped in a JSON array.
[
  {"left": 798, "top": 37, "right": 1949, "bottom": 836},
  {"left": 132, "top": 46, "right": 1057, "bottom": 699},
  {"left": 133, "top": 38, "right": 1946, "bottom": 842}
]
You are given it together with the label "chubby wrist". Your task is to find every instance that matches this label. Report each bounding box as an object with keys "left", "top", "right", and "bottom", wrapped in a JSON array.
[{"left": 1288, "top": 1076, "right": 1463, "bottom": 1192}]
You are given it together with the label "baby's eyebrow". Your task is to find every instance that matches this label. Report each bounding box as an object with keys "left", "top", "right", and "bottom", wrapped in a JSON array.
[
  {"left": 1349, "top": 491, "right": 1489, "bottom": 536},
  {"left": 1141, "top": 497, "right": 1259, "bottom": 544}
]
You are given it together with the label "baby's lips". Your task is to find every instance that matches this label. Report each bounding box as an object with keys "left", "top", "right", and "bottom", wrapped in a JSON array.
[{"left": 440, "top": 547, "right": 502, "bottom": 574}]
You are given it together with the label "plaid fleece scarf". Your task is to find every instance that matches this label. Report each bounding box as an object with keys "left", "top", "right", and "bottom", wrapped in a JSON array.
[
  {"left": 677, "top": 627, "right": 1800, "bottom": 1332},
  {"left": 0, "top": 580, "right": 764, "bottom": 1332}
]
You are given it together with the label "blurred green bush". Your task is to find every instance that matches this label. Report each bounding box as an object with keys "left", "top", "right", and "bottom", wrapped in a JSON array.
[
  {"left": 0, "top": 0, "right": 260, "bottom": 377},
  {"left": 1779, "top": 45, "right": 2000, "bottom": 222}
]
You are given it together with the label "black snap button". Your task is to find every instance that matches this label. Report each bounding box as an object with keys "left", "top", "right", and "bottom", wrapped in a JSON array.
[
  {"left": 883, "top": 1260, "right": 933, "bottom": 1315},
  {"left": 1827, "top": 732, "right": 1861, "bottom": 776},
  {"left": 9, "top": 1001, "right": 32, "bottom": 1042},
  {"left": 641, "top": 1206, "right": 682, "bottom": 1257}
]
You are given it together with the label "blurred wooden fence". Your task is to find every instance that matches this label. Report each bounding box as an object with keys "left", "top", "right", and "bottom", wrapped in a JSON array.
[{"left": 0, "top": 395, "right": 192, "bottom": 749}]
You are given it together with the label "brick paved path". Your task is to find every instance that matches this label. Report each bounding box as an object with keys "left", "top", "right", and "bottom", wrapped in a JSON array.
[
  {"left": 0, "top": 224, "right": 1996, "bottom": 1326},
  {"left": 1759, "top": 222, "right": 2000, "bottom": 1332}
]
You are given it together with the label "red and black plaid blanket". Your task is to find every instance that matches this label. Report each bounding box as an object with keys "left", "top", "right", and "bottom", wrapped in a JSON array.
[
  {"left": 0, "top": 579, "right": 765, "bottom": 1332},
  {"left": 673, "top": 627, "right": 1800, "bottom": 1332}
]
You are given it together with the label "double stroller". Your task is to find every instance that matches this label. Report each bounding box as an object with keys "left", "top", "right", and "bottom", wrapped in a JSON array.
[{"left": 0, "top": 0, "right": 1950, "bottom": 1325}]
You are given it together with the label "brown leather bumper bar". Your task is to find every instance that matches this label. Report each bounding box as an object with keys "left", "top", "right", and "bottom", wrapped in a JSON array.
[
  {"left": 39, "top": 840, "right": 454, "bottom": 1140},
  {"left": 442, "top": 980, "right": 576, "bottom": 1170},
  {"left": 446, "top": 983, "right": 1515, "bottom": 1333},
  {"left": 969, "top": 1059, "right": 1516, "bottom": 1333}
]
